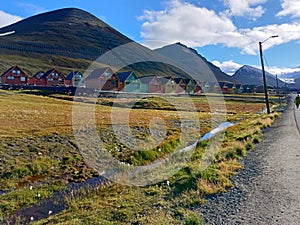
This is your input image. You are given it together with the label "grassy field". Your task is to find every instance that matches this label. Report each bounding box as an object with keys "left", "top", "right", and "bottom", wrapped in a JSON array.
[{"left": 0, "top": 89, "right": 282, "bottom": 224}]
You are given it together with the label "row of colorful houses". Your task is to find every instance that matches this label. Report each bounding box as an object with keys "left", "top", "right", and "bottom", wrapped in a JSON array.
[{"left": 1, "top": 65, "right": 254, "bottom": 94}]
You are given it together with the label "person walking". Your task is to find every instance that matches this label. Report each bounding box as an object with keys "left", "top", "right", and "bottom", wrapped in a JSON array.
[{"left": 294, "top": 94, "right": 300, "bottom": 109}]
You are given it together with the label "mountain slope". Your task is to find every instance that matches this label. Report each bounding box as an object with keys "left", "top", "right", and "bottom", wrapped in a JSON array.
[
  {"left": 0, "top": 8, "right": 203, "bottom": 79},
  {"left": 232, "top": 65, "right": 285, "bottom": 87},
  {"left": 154, "top": 42, "right": 239, "bottom": 83},
  {"left": 0, "top": 8, "right": 132, "bottom": 64}
]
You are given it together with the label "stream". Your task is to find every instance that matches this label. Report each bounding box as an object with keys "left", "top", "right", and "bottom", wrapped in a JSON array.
[{"left": 3, "top": 121, "right": 235, "bottom": 224}]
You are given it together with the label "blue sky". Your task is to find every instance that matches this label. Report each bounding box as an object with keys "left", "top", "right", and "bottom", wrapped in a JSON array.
[{"left": 1, "top": 0, "right": 300, "bottom": 75}]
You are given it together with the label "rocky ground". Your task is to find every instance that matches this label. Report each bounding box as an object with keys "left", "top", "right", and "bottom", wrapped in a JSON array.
[{"left": 201, "top": 100, "right": 300, "bottom": 224}]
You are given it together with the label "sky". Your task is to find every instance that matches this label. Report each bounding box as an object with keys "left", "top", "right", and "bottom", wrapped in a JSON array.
[{"left": 1, "top": 0, "right": 300, "bottom": 75}]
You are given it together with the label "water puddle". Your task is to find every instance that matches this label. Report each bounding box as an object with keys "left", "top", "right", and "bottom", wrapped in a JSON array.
[{"left": 200, "top": 122, "right": 235, "bottom": 141}]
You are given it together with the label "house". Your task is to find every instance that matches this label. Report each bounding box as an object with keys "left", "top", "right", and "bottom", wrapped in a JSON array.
[
  {"left": 39, "top": 69, "right": 65, "bottom": 86},
  {"left": 116, "top": 71, "right": 140, "bottom": 92},
  {"left": 27, "top": 71, "right": 46, "bottom": 86},
  {"left": 235, "top": 84, "right": 244, "bottom": 94},
  {"left": 202, "top": 82, "right": 211, "bottom": 93},
  {"left": 194, "top": 80, "right": 203, "bottom": 94},
  {"left": 85, "top": 67, "right": 119, "bottom": 90},
  {"left": 160, "top": 76, "right": 177, "bottom": 93},
  {"left": 174, "top": 78, "right": 187, "bottom": 94},
  {"left": 218, "top": 82, "right": 229, "bottom": 93},
  {"left": 139, "top": 75, "right": 163, "bottom": 93},
  {"left": 185, "top": 79, "right": 196, "bottom": 94},
  {"left": 0, "top": 66, "right": 28, "bottom": 85},
  {"left": 66, "top": 71, "right": 85, "bottom": 87},
  {"left": 213, "top": 82, "right": 222, "bottom": 93}
]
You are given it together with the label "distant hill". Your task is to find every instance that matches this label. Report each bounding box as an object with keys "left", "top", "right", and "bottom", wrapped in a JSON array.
[
  {"left": 232, "top": 65, "right": 285, "bottom": 87},
  {"left": 154, "top": 42, "right": 239, "bottom": 83},
  {"left": 277, "top": 69, "right": 300, "bottom": 86}
]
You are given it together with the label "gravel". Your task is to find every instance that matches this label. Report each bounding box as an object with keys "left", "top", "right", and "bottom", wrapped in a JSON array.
[{"left": 201, "top": 101, "right": 300, "bottom": 225}]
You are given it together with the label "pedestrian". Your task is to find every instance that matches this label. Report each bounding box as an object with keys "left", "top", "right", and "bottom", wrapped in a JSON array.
[{"left": 294, "top": 94, "right": 300, "bottom": 109}]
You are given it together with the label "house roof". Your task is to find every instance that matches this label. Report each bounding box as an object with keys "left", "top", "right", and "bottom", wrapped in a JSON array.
[
  {"left": 174, "top": 78, "right": 186, "bottom": 84},
  {"left": 159, "top": 76, "right": 173, "bottom": 85},
  {"left": 139, "top": 75, "right": 157, "bottom": 84},
  {"left": 0, "top": 66, "right": 13, "bottom": 77},
  {"left": 1, "top": 66, "right": 26, "bottom": 77},
  {"left": 116, "top": 71, "right": 134, "bottom": 82},
  {"left": 86, "top": 67, "right": 112, "bottom": 79},
  {"left": 66, "top": 71, "right": 82, "bottom": 80},
  {"left": 33, "top": 71, "right": 44, "bottom": 79},
  {"left": 40, "top": 69, "right": 64, "bottom": 79}
]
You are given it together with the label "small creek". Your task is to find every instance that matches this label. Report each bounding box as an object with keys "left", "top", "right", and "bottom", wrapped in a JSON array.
[{"left": 4, "top": 121, "right": 235, "bottom": 224}]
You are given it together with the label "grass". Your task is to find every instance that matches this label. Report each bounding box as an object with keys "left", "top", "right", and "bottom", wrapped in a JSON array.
[{"left": 0, "top": 89, "right": 281, "bottom": 224}]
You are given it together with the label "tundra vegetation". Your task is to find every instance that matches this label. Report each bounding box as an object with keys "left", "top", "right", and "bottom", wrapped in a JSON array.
[{"left": 0, "top": 89, "right": 282, "bottom": 224}]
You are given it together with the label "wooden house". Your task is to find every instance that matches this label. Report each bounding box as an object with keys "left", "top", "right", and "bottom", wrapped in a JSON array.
[
  {"left": 139, "top": 75, "right": 163, "bottom": 93},
  {"left": 0, "top": 66, "right": 28, "bottom": 85},
  {"left": 27, "top": 71, "right": 46, "bottom": 86},
  {"left": 116, "top": 71, "right": 140, "bottom": 92},
  {"left": 218, "top": 82, "right": 228, "bottom": 93},
  {"left": 235, "top": 84, "right": 244, "bottom": 94},
  {"left": 66, "top": 71, "right": 85, "bottom": 87},
  {"left": 39, "top": 69, "right": 65, "bottom": 86},
  {"left": 85, "top": 67, "right": 119, "bottom": 90},
  {"left": 185, "top": 79, "right": 196, "bottom": 94},
  {"left": 174, "top": 78, "right": 187, "bottom": 94},
  {"left": 202, "top": 82, "right": 211, "bottom": 93},
  {"left": 213, "top": 82, "right": 222, "bottom": 93},
  {"left": 160, "top": 76, "right": 177, "bottom": 93},
  {"left": 194, "top": 80, "right": 203, "bottom": 94}
]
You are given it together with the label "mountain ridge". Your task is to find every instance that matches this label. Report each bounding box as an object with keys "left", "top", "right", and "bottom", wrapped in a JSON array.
[
  {"left": 0, "top": 8, "right": 236, "bottom": 83},
  {"left": 232, "top": 65, "right": 285, "bottom": 87}
]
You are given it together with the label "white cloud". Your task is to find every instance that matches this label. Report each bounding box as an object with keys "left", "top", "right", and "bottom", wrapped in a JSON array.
[
  {"left": 0, "top": 10, "right": 22, "bottom": 28},
  {"left": 212, "top": 60, "right": 243, "bottom": 75},
  {"left": 277, "top": 0, "right": 300, "bottom": 18},
  {"left": 223, "top": 0, "right": 266, "bottom": 19},
  {"left": 139, "top": 0, "right": 300, "bottom": 56},
  {"left": 265, "top": 66, "right": 300, "bottom": 75},
  {"left": 140, "top": 0, "right": 237, "bottom": 48}
]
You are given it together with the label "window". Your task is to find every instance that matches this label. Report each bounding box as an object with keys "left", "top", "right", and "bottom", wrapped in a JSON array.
[
  {"left": 48, "top": 78, "right": 53, "bottom": 81},
  {"left": 7, "top": 76, "right": 14, "bottom": 80},
  {"left": 103, "top": 72, "right": 111, "bottom": 77},
  {"left": 20, "top": 76, "right": 26, "bottom": 82}
]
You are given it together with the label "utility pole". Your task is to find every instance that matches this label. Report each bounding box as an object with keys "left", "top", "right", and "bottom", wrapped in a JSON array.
[{"left": 259, "top": 35, "right": 278, "bottom": 114}]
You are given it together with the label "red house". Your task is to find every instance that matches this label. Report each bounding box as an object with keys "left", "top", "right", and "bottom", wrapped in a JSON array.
[
  {"left": 0, "top": 66, "right": 28, "bottom": 85},
  {"left": 174, "top": 78, "right": 187, "bottom": 94},
  {"left": 27, "top": 71, "right": 47, "bottom": 86},
  {"left": 139, "top": 75, "right": 163, "bottom": 93},
  {"left": 85, "top": 67, "right": 119, "bottom": 90},
  {"left": 39, "top": 69, "right": 65, "bottom": 86}
]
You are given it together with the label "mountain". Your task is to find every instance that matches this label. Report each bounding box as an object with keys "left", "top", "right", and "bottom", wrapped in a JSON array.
[
  {"left": 0, "top": 8, "right": 239, "bottom": 83},
  {"left": 0, "top": 8, "right": 133, "bottom": 61},
  {"left": 0, "top": 8, "right": 133, "bottom": 74},
  {"left": 232, "top": 65, "right": 285, "bottom": 87},
  {"left": 277, "top": 69, "right": 300, "bottom": 84},
  {"left": 0, "top": 8, "right": 191, "bottom": 78},
  {"left": 154, "top": 42, "right": 239, "bottom": 83}
]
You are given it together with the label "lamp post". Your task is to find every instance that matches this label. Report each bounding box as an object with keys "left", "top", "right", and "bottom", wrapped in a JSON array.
[{"left": 259, "top": 35, "right": 278, "bottom": 114}]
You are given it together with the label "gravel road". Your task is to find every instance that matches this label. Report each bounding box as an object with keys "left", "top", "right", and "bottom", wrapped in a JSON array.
[{"left": 201, "top": 98, "right": 300, "bottom": 225}]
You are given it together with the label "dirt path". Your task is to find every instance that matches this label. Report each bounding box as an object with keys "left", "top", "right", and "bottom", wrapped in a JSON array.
[{"left": 201, "top": 99, "right": 300, "bottom": 225}]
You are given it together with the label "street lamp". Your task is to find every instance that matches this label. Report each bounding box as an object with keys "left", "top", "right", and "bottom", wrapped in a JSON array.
[{"left": 259, "top": 35, "right": 278, "bottom": 114}]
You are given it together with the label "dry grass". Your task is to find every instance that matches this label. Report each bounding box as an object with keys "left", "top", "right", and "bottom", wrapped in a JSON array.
[{"left": 0, "top": 89, "right": 281, "bottom": 224}]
